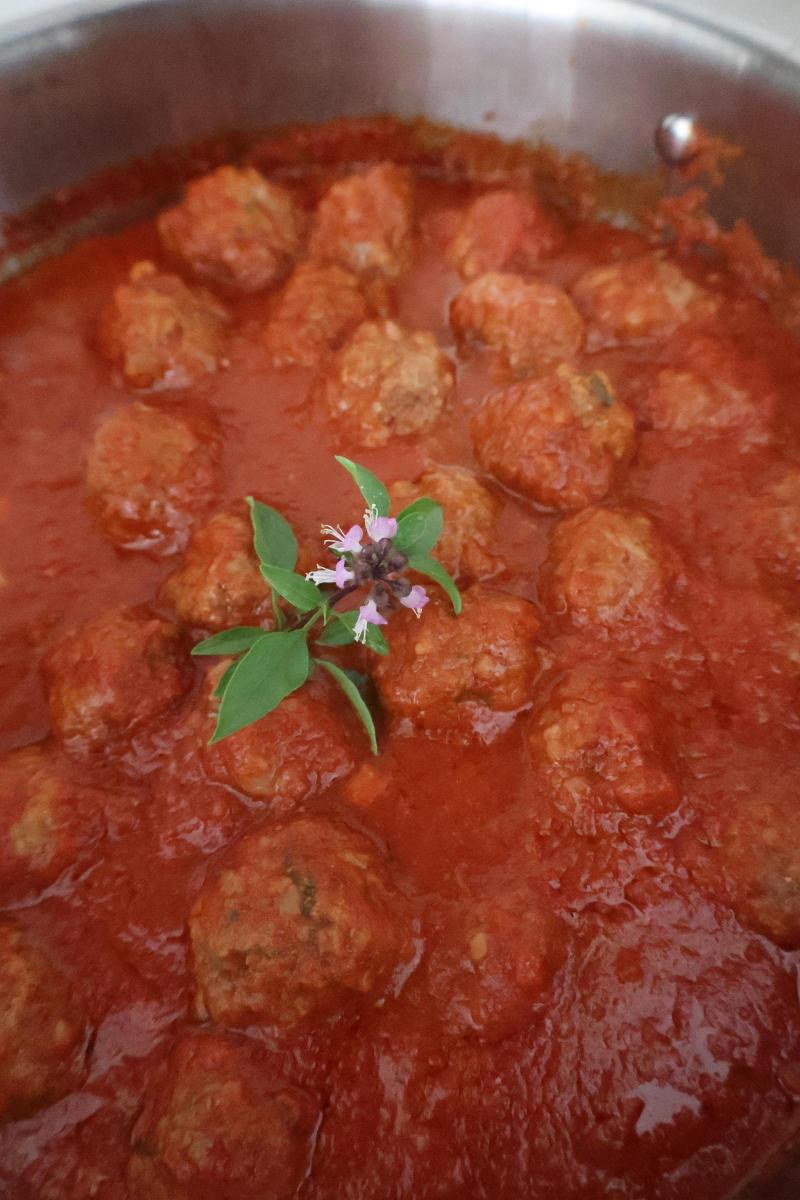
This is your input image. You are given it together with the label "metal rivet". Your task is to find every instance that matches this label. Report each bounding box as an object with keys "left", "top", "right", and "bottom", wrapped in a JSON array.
[{"left": 654, "top": 113, "right": 701, "bottom": 167}]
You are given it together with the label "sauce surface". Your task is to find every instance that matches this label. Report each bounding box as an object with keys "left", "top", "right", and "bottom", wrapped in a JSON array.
[{"left": 1, "top": 119, "right": 800, "bottom": 1199}]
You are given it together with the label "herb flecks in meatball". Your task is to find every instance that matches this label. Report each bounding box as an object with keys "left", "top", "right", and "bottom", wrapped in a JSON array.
[
  {"left": 471, "top": 366, "right": 635, "bottom": 509},
  {"left": 189, "top": 817, "right": 406, "bottom": 1028},
  {"left": 310, "top": 162, "right": 414, "bottom": 280},
  {"left": 86, "top": 401, "right": 222, "bottom": 556},
  {"left": 0, "top": 921, "right": 87, "bottom": 1122},
  {"left": 98, "top": 261, "right": 229, "bottom": 389},
  {"left": 373, "top": 586, "right": 540, "bottom": 739},
  {"left": 42, "top": 605, "right": 192, "bottom": 758},
  {"left": 451, "top": 272, "right": 584, "bottom": 372},
  {"left": 315, "top": 319, "right": 455, "bottom": 448},
  {"left": 158, "top": 166, "right": 305, "bottom": 293},
  {"left": 127, "top": 1033, "right": 319, "bottom": 1200}
]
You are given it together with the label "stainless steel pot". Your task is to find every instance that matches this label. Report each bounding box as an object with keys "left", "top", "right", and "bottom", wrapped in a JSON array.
[{"left": 0, "top": 1, "right": 799, "bottom": 1195}]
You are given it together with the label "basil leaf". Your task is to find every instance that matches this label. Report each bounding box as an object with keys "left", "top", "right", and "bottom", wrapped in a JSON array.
[
  {"left": 407, "top": 554, "right": 462, "bottom": 615},
  {"left": 246, "top": 497, "right": 298, "bottom": 569},
  {"left": 317, "top": 610, "right": 389, "bottom": 655},
  {"left": 192, "top": 626, "right": 265, "bottom": 656},
  {"left": 213, "top": 661, "right": 238, "bottom": 699},
  {"left": 394, "top": 498, "right": 443, "bottom": 557},
  {"left": 334, "top": 456, "right": 390, "bottom": 517},
  {"left": 210, "top": 630, "right": 310, "bottom": 743},
  {"left": 260, "top": 563, "right": 324, "bottom": 613},
  {"left": 316, "top": 658, "right": 378, "bottom": 755}
]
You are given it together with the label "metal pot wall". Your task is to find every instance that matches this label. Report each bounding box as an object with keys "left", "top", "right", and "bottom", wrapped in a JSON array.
[{"left": 0, "top": 1, "right": 799, "bottom": 1195}]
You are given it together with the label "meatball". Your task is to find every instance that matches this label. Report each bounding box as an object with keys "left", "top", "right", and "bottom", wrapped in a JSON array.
[
  {"left": 471, "top": 367, "right": 635, "bottom": 510},
  {"left": 86, "top": 400, "right": 222, "bottom": 555},
  {"left": 42, "top": 605, "right": 192, "bottom": 758},
  {"left": 157, "top": 165, "right": 304, "bottom": 293},
  {"left": 572, "top": 253, "right": 718, "bottom": 346},
  {"left": 542, "top": 507, "right": 677, "bottom": 631},
  {"left": 315, "top": 319, "right": 454, "bottom": 448},
  {"left": 431, "top": 885, "right": 565, "bottom": 1040},
  {"left": 189, "top": 816, "right": 404, "bottom": 1027},
  {"left": 690, "top": 792, "right": 800, "bottom": 948},
  {"left": 98, "top": 261, "right": 229, "bottom": 389},
  {"left": 749, "top": 467, "right": 800, "bottom": 582},
  {"left": 389, "top": 465, "right": 502, "bottom": 582},
  {"left": 641, "top": 335, "right": 774, "bottom": 447},
  {"left": 127, "top": 1033, "right": 319, "bottom": 1200},
  {"left": 445, "top": 189, "right": 562, "bottom": 279},
  {"left": 263, "top": 262, "right": 369, "bottom": 367},
  {"left": 309, "top": 162, "right": 413, "bottom": 280},
  {"left": 450, "top": 272, "right": 584, "bottom": 373},
  {"left": 373, "top": 586, "right": 540, "bottom": 737},
  {"left": 160, "top": 510, "right": 271, "bottom": 632},
  {"left": 0, "top": 742, "right": 107, "bottom": 896},
  {"left": 0, "top": 920, "right": 86, "bottom": 1121},
  {"left": 528, "top": 668, "right": 679, "bottom": 828},
  {"left": 203, "top": 671, "right": 358, "bottom": 806}
]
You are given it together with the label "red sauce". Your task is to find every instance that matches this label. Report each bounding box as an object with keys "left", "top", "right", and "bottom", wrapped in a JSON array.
[{"left": 1, "top": 119, "right": 800, "bottom": 1198}]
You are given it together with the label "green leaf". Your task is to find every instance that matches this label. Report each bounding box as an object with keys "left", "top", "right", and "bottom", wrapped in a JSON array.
[
  {"left": 316, "top": 609, "right": 389, "bottom": 655},
  {"left": 260, "top": 563, "right": 324, "bottom": 613},
  {"left": 210, "top": 630, "right": 310, "bottom": 743},
  {"left": 213, "top": 661, "right": 238, "bottom": 699},
  {"left": 316, "top": 658, "right": 378, "bottom": 755},
  {"left": 407, "top": 554, "right": 462, "bottom": 615},
  {"left": 334, "top": 456, "right": 390, "bottom": 517},
  {"left": 246, "top": 497, "right": 298, "bottom": 569},
  {"left": 191, "top": 626, "right": 265, "bottom": 657},
  {"left": 394, "top": 498, "right": 444, "bottom": 557}
]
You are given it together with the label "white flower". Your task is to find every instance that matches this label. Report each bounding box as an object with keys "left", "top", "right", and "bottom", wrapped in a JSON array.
[
  {"left": 321, "top": 523, "right": 363, "bottom": 554},
  {"left": 364, "top": 506, "right": 398, "bottom": 543},
  {"left": 306, "top": 559, "right": 355, "bottom": 588},
  {"left": 353, "top": 599, "right": 388, "bottom": 643}
]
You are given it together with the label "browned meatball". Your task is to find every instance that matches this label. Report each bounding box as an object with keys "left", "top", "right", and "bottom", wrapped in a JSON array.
[
  {"left": 127, "top": 1033, "right": 319, "bottom": 1200},
  {"left": 430, "top": 884, "right": 565, "bottom": 1040},
  {"left": 160, "top": 510, "right": 271, "bottom": 632},
  {"left": 450, "top": 272, "right": 584, "bottom": 373},
  {"left": 528, "top": 668, "right": 679, "bottom": 828},
  {"left": 471, "top": 367, "right": 635, "bottom": 510},
  {"left": 158, "top": 166, "right": 305, "bottom": 293},
  {"left": 309, "top": 162, "right": 414, "bottom": 280},
  {"left": 373, "top": 586, "right": 540, "bottom": 737},
  {"left": 98, "top": 261, "right": 229, "bottom": 389},
  {"left": 0, "top": 742, "right": 108, "bottom": 897},
  {"left": 0, "top": 921, "right": 87, "bottom": 1122},
  {"left": 86, "top": 401, "right": 222, "bottom": 556},
  {"left": 572, "top": 253, "right": 718, "bottom": 346},
  {"left": 202, "top": 670, "right": 358, "bottom": 806},
  {"left": 389, "top": 465, "right": 502, "bottom": 582},
  {"left": 542, "top": 507, "right": 677, "bottom": 631},
  {"left": 688, "top": 792, "right": 800, "bottom": 948},
  {"left": 189, "top": 816, "right": 404, "bottom": 1027},
  {"left": 315, "top": 319, "right": 454, "bottom": 448},
  {"left": 445, "top": 189, "right": 562, "bottom": 279},
  {"left": 42, "top": 605, "right": 192, "bottom": 758},
  {"left": 263, "top": 262, "right": 369, "bottom": 367},
  {"left": 640, "top": 335, "right": 774, "bottom": 448}
]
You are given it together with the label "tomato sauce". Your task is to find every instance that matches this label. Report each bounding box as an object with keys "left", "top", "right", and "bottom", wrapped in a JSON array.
[{"left": 1, "top": 119, "right": 800, "bottom": 1199}]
